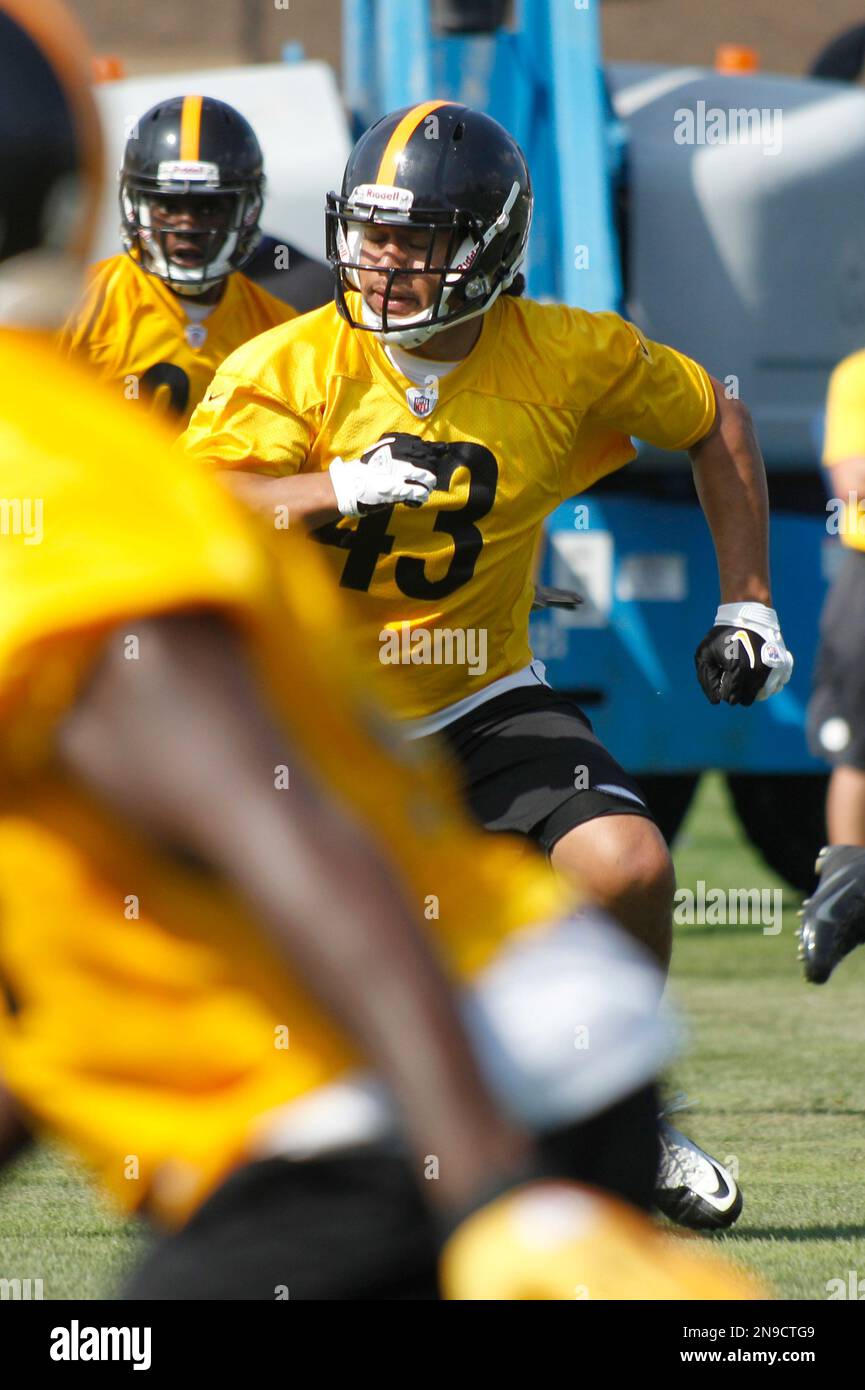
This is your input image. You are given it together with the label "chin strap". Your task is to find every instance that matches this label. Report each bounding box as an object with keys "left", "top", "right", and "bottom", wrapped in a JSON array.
[{"left": 169, "top": 278, "right": 224, "bottom": 299}]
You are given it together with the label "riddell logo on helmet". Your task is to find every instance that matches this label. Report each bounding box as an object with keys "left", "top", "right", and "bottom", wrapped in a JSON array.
[
  {"left": 349, "top": 184, "right": 414, "bottom": 213},
  {"left": 156, "top": 160, "right": 220, "bottom": 183},
  {"left": 454, "top": 244, "right": 480, "bottom": 274}
]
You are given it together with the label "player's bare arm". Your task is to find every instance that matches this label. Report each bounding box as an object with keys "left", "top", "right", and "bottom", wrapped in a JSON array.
[
  {"left": 216, "top": 467, "right": 342, "bottom": 527},
  {"left": 56, "top": 610, "right": 531, "bottom": 1213},
  {"left": 689, "top": 376, "right": 771, "bottom": 605},
  {"left": 689, "top": 376, "right": 793, "bottom": 705},
  {"left": 217, "top": 432, "right": 437, "bottom": 526}
]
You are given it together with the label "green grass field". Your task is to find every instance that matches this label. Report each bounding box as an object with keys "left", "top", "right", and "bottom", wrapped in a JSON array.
[{"left": 1, "top": 772, "right": 863, "bottom": 1300}]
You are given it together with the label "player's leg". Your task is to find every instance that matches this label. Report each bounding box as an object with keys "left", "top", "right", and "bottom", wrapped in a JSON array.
[
  {"left": 826, "top": 766, "right": 865, "bottom": 843},
  {"left": 808, "top": 548, "right": 865, "bottom": 843},
  {"left": 433, "top": 686, "right": 741, "bottom": 1231},
  {"left": 435, "top": 685, "right": 672, "bottom": 964},
  {"left": 548, "top": 825, "right": 741, "bottom": 1231},
  {"left": 800, "top": 551, "right": 865, "bottom": 978},
  {"left": 550, "top": 815, "right": 674, "bottom": 969},
  {"left": 542, "top": 812, "right": 740, "bottom": 1230}
]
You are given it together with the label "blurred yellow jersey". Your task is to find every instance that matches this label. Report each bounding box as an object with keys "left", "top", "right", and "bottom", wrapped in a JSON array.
[
  {"left": 823, "top": 348, "right": 865, "bottom": 552},
  {"left": 57, "top": 252, "right": 296, "bottom": 431},
  {"left": 0, "top": 329, "right": 570, "bottom": 1226},
  {"left": 182, "top": 292, "right": 716, "bottom": 718}
]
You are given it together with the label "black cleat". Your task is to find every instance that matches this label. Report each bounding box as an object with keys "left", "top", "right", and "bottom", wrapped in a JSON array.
[{"left": 798, "top": 844, "right": 865, "bottom": 984}]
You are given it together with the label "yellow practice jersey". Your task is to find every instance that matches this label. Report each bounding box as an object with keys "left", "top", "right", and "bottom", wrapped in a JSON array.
[
  {"left": 182, "top": 293, "right": 716, "bottom": 718},
  {"left": 0, "top": 329, "right": 570, "bottom": 1226},
  {"left": 823, "top": 348, "right": 865, "bottom": 552},
  {"left": 57, "top": 252, "right": 296, "bottom": 431}
]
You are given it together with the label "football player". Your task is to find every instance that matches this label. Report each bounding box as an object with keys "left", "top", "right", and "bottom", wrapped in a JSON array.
[
  {"left": 57, "top": 94, "right": 296, "bottom": 429},
  {"left": 181, "top": 100, "right": 794, "bottom": 1231},
  {"left": 808, "top": 350, "right": 865, "bottom": 847},
  {"left": 0, "top": 0, "right": 761, "bottom": 1301}
]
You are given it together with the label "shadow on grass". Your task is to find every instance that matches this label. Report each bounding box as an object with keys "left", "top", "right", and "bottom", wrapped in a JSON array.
[
  {"left": 674, "top": 924, "right": 798, "bottom": 941},
  {"left": 721, "top": 1225, "right": 865, "bottom": 1242},
  {"left": 692, "top": 1106, "right": 865, "bottom": 1117}
]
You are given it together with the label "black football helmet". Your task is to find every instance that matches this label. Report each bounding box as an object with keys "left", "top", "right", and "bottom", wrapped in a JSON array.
[
  {"left": 326, "top": 101, "right": 533, "bottom": 347},
  {"left": 120, "top": 96, "right": 265, "bottom": 296},
  {"left": 0, "top": 0, "right": 102, "bottom": 288}
]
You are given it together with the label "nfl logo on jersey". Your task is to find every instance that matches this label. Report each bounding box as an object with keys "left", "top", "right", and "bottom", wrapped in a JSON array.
[
  {"left": 406, "top": 377, "right": 439, "bottom": 418},
  {"left": 184, "top": 323, "right": 208, "bottom": 349}
]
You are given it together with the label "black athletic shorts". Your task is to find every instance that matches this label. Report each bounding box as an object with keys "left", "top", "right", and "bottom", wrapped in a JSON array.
[
  {"left": 426, "top": 685, "right": 655, "bottom": 855},
  {"left": 808, "top": 548, "right": 865, "bottom": 770},
  {"left": 124, "top": 1083, "right": 659, "bottom": 1301}
]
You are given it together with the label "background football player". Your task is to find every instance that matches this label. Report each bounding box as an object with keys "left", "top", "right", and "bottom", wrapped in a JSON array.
[
  {"left": 800, "top": 332, "right": 865, "bottom": 984},
  {"left": 58, "top": 94, "right": 296, "bottom": 429},
  {"left": 182, "top": 99, "right": 794, "bottom": 1233},
  {"left": 808, "top": 349, "right": 865, "bottom": 845},
  {"left": 800, "top": 345, "right": 865, "bottom": 983},
  {"left": 0, "top": 0, "right": 762, "bottom": 1302}
]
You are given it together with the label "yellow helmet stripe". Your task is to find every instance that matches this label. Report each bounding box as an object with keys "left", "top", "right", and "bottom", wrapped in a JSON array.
[
  {"left": 179, "top": 93, "right": 203, "bottom": 161},
  {"left": 376, "top": 99, "right": 451, "bottom": 185}
]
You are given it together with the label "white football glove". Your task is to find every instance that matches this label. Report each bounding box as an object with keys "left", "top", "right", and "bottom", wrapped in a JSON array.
[
  {"left": 328, "top": 435, "right": 438, "bottom": 518},
  {"left": 695, "top": 602, "right": 794, "bottom": 706}
]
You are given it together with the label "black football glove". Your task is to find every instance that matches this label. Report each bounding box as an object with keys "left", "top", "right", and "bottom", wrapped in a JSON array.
[{"left": 694, "top": 603, "right": 793, "bottom": 706}]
